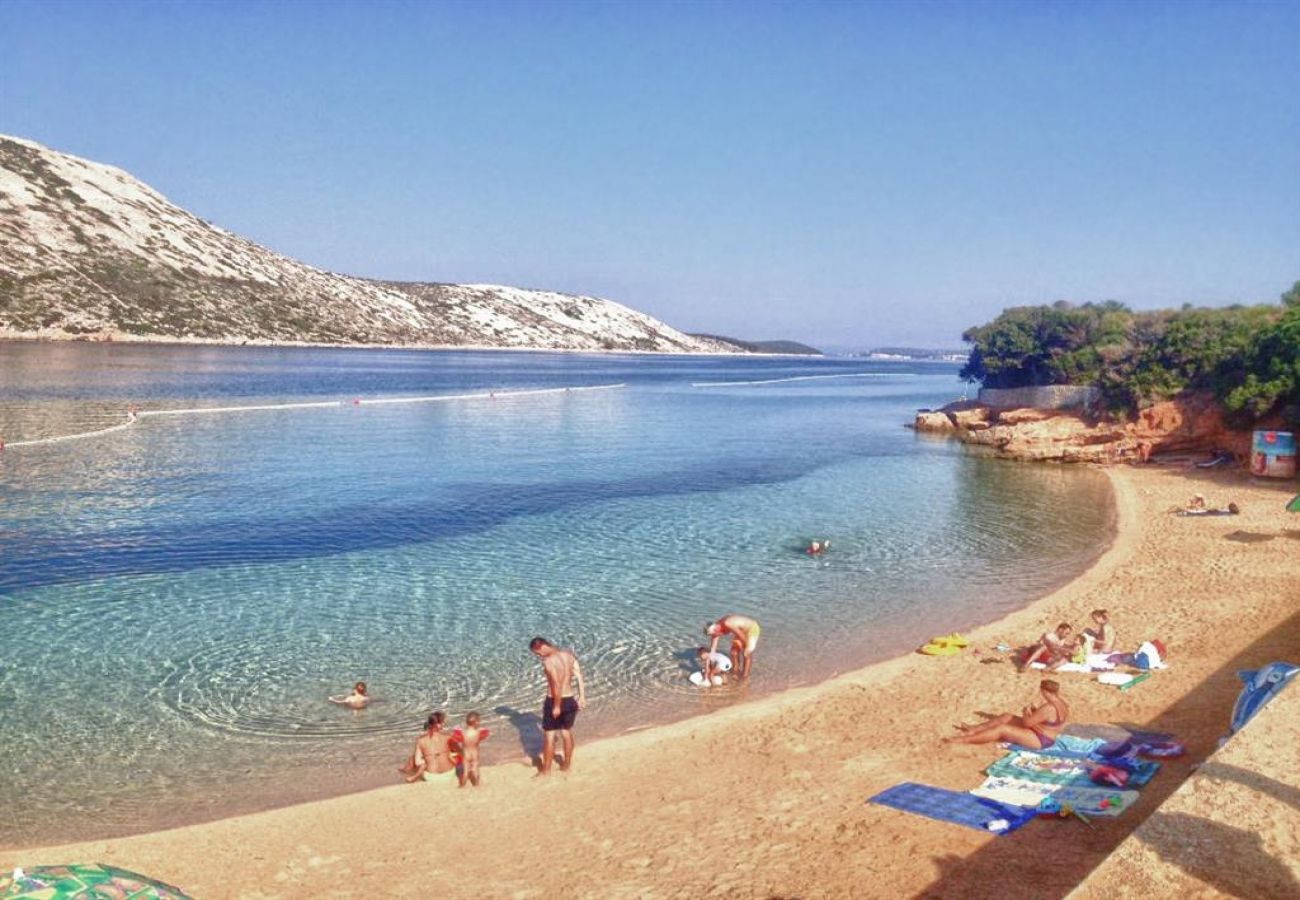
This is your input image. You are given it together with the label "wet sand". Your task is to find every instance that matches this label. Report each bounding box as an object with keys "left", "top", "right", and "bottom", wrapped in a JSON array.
[{"left": 3, "top": 465, "right": 1297, "bottom": 899}]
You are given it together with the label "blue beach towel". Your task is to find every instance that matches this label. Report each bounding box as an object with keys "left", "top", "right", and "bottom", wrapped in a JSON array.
[{"left": 868, "top": 782, "right": 1037, "bottom": 834}]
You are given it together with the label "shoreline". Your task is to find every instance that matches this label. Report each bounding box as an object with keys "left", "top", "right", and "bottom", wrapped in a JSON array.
[{"left": 3, "top": 464, "right": 1296, "bottom": 898}]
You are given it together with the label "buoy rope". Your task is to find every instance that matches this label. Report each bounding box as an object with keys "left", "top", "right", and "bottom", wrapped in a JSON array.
[{"left": 0, "top": 383, "right": 626, "bottom": 449}]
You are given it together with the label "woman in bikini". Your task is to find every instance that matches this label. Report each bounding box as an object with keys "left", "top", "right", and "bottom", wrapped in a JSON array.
[{"left": 943, "top": 679, "right": 1068, "bottom": 750}]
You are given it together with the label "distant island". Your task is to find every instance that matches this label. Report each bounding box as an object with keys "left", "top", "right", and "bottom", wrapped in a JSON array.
[{"left": 689, "top": 334, "right": 823, "bottom": 355}]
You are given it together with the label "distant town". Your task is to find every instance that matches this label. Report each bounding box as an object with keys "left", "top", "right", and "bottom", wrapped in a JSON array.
[{"left": 857, "top": 347, "right": 968, "bottom": 362}]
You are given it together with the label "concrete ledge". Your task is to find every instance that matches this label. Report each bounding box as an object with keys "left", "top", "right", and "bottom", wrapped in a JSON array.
[{"left": 1069, "top": 678, "right": 1300, "bottom": 899}]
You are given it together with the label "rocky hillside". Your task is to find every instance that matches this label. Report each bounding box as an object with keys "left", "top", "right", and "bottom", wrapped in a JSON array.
[{"left": 0, "top": 135, "right": 734, "bottom": 353}]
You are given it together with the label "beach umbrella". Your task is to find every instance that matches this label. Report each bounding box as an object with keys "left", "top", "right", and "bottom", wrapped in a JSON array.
[
  {"left": 1288, "top": 493, "right": 1300, "bottom": 513},
  {"left": 1, "top": 863, "right": 192, "bottom": 899}
]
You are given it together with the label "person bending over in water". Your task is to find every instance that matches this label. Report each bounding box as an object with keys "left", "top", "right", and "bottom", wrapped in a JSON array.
[
  {"left": 452, "top": 711, "right": 491, "bottom": 788},
  {"left": 1018, "top": 623, "right": 1075, "bottom": 672},
  {"left": 705, "top": 614, "right": 761, "bottom": 679},
  {"left": 329, "top": 681, "right": 371, "bottom": 709},
  {"left": 944, "top": 680, "right": 1068, "bottom": 750},
  {"left": 400, "top": 712, "right": 458, "bottom": 782}
]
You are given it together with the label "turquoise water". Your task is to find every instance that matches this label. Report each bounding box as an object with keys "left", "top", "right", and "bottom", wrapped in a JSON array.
[{"left": 0, "top": 342, "right": 1114, "bottom": 846}]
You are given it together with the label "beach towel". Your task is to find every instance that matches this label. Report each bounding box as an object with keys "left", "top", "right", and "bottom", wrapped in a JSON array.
[
  {"left": 987, "top": 750, "right": 1160, "bottom": 788},
  {"left": 1029, "top": 654, "right": 1117, "bottom": 673},
  {"left": 868, "top": 782, "right": 1037, "bottom": 834},
  {"left": 971, "top": 775, "right": 1139, "bottom": 817},
  {"left": 1002, "top": 734, "right": 1107, "bottom": 758}
]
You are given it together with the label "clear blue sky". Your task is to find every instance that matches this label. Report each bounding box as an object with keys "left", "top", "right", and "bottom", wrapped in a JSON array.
[{"left": 3, "top": 1, "right": 1297, "bottom": 349}]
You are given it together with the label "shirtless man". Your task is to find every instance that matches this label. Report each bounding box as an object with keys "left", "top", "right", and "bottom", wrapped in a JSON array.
[
  {"left": 400, "top": 712, "right": 458, "bottom": 783},
  {"left": 529, "top": 637, "right": 586, "bottom": 775},
  {"left": 705, "top": 614, "right": 760, "bottom": 679}
]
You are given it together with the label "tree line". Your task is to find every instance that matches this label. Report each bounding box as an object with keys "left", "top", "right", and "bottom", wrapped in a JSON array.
[{"left": 958, "top": 281, "right": 1300, "bottom": 424}]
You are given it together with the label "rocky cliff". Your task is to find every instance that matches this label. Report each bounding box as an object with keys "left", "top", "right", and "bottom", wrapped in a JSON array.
[
  {"left": 915, "top": 393, "right": 1275, "bottom": 464},
  {"left": 0, "top": 135, "right": 734, "bottom": 353}
]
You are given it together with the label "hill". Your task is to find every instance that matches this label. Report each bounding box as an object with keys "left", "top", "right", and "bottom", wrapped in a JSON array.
[{"left": 0, "top": 136, "right": 736, "bottom": 354}]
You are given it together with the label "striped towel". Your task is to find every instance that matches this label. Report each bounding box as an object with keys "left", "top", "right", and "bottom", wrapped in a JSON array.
[
  {"left": 987, "top": 750, "right": 1160, "bottom": 788},
  {"left": 971, "top": 775, "right": 1139, "bottom": 817}
]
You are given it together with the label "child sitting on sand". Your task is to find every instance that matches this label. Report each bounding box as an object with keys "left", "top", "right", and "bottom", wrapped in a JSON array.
[
  {"left": 329, "top": 681, "right": 371, "bottom": 709},
  {"left": 452, "top": 711, "right": 491, "bottom": 788},
  {"left": 1080, "top": 609, "right": 1116, "bottom": 655},
  {"left": 1018, "top": 623, "right": 1076, "bottom": 673}
]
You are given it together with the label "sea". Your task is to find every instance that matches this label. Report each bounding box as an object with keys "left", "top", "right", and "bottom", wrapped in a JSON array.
[{"left": 0, "top": 341, "right": 1115, "bottom": 846}]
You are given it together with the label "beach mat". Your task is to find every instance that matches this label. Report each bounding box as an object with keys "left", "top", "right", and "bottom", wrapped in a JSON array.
[
  {"left": 868, "top": 782, "right": 1037, "bottom": 834},
  {"left": 972, "top": 775, "right": 1139, "bottom": 817},
  {"left": 1003, "top": 734, "right": 1107, "bottom": 758},
  {"left": 988, "top": 750, "right": 1160, "bottom": 788}
]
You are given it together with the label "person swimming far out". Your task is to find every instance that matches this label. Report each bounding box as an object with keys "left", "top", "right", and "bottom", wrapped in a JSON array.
[
  {"left": 944, "top": 679, "right": 1068, "bottom": 750},
  {"left": 806, "top": 539, "right": 831, "bottom": 556}
]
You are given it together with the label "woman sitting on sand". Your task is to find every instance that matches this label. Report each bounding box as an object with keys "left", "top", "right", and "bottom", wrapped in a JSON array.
[{"left": 944, "top": 679, "right": 1068, "bottom": 750}]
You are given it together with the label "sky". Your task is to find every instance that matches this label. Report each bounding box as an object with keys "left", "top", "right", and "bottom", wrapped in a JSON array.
[{"left": 2, "top": 0, "right": 1297, "bottom": 350}]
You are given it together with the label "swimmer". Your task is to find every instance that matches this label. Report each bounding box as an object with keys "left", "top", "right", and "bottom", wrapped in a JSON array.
[
  {"left": 329, "top": 681, "right": 372, "bottom": 709},
  {"left": 806, "top": 539, "right": 831, "bottom": 556}
]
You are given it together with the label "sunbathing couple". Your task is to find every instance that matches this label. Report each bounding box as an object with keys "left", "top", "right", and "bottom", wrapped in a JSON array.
[
  {"left": 400, "top": 711, "right": 492, "bottom": 787},
  {"left": 1018, "top": 610, "right": 1115, "bottom": 673},
  {"left": 945, "top": 679, "right": 1068, "bottom": 750}
]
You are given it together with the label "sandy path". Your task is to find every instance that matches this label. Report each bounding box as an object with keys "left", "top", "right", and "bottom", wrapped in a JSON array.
[{"left": 3, "top": 465, "right": 1297, "bottom": 899}]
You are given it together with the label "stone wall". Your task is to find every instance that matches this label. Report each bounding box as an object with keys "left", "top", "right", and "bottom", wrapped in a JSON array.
[{"left": 977, "top": 385, "right": 1098, "bottom": 410}]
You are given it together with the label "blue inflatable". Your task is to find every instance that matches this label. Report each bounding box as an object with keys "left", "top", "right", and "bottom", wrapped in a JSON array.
[{"left": 1230, "top": 662, "right": 1298, "bottom": 734}]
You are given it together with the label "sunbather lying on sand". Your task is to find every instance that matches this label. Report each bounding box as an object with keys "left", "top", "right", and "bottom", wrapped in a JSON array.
[{"left": 944, "top": 679, "right": 1068, "bottom": 750}]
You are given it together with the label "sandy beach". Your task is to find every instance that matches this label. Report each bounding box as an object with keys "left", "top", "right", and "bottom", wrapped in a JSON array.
[{"left": 3, "top": 464, "right": 1297, "bottom": 899}]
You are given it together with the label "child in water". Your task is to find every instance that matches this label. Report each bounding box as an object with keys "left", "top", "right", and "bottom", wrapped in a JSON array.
[
  {"left": 329, "top": 681, "right": 371, "bottom": 709},
  {"left": 695, "top": 646, "right": 733, "bottom": 686},
  {"left": 453, "top": 711, "right": 491, "bottom": 787}
]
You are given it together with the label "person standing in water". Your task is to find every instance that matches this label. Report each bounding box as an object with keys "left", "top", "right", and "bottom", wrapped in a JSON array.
[
  {"left": 705, "top": 614, "right": 761, "bottom": 679},
  {"left": 529, "top": 637, "right": 586, "bottom": 775}
]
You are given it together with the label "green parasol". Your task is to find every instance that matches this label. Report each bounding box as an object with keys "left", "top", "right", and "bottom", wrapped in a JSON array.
[
  {"left": 0, "top": 864, "right": 192, "bottom": 899},
  {"left": 1288, "top": 493, "right": 1300, "bottom": 513}
]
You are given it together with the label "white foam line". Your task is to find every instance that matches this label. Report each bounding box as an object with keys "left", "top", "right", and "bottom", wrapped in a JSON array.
[
  {"left": 4, "top": 421, "right": 137, "bottom": 448},
  {"left": 140, "top": 383, "right": 626, "bottom": 416},
  {"left": 2, "top": 383, "right": 626, "bottom": 448},
  {"left": 691, "top": 372, "right": 914, "bottom": 387}
]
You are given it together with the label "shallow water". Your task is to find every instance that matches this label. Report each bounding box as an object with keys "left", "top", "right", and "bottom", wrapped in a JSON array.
[{"left": 0, "top": 342, "right": 1113, "bottom": 845}]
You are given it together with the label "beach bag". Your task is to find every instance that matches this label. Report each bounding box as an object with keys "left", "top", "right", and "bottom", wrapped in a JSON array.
[{"left": 1135, "top": 640, "right": 1166, "bottom": 670}]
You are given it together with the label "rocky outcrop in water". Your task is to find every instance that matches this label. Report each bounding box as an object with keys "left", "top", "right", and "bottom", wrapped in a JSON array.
[
  {"left": 0, "top": 135, "right": 736, "bottom": 353},
  {"left": 914, "top": 393, "right": 1275, "bottom": 463}
]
